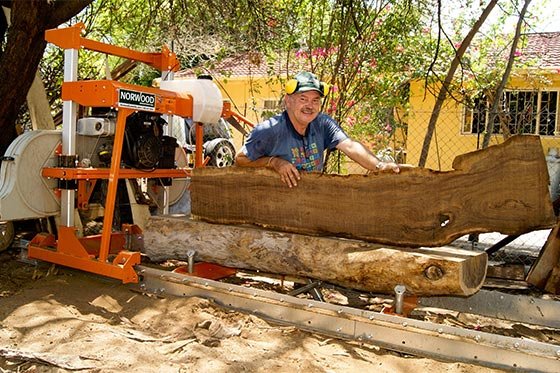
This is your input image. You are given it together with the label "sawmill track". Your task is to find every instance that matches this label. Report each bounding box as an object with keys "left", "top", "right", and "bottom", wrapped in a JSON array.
[{"left": 136, "top": 265, "right": 560, "bottom": 372}]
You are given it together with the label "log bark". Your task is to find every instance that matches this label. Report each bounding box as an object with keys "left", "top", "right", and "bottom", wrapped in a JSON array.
[
  {"left": 143, "top": 216, "right": 487, "bottom": 296},
  {"left": 190, "top": 135, "right": 555, "bottom": 247}
]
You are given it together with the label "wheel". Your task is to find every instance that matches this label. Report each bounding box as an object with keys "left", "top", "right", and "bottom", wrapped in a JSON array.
[
  {"left": 0, "top": 221, "right": 15, "bottom": 252},
  {"left": 207, "top": 140, "right": 235, "bottom": 168}
]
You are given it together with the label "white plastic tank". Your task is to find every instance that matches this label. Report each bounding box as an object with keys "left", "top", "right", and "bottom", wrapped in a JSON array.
[
  {"left": 546, "top": 147, "right": 560, "bottom": 201},
  {"left": 160, "top": 78, "right": 223, "bottom": 124}
]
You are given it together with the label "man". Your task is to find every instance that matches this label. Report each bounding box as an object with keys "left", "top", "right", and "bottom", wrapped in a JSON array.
[{"left": 235, "top": 71, "right": 400, "bottom": 187}]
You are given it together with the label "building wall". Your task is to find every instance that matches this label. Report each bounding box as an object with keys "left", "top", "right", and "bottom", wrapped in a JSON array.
[
  {"left": 215, "top": 77, "right": 283, "bottom": 151},
  {"left": 407, "top": 71, "right": 560, "bottom": 171}
]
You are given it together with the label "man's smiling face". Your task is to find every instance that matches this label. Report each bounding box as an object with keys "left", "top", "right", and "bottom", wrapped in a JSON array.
[{"left": 285, "top": 90, "right": 322, "bottom": 128}]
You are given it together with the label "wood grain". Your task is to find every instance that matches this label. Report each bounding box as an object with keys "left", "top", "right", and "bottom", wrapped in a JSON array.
[
  {"left": 190, "top": 135, "right": 555, "bottom": 247},
  {"left": 143, "top": 216, "right": 487, "bottom": 296}
]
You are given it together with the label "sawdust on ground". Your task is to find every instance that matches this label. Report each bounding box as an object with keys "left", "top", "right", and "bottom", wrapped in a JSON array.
[{"left": 0, "top": 250, "right": 505, "bottom": 373}]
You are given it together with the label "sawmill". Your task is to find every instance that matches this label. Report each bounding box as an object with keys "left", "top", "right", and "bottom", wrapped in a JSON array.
[{"left": 0, "top": 23, "right": 559, "bottom": 372}]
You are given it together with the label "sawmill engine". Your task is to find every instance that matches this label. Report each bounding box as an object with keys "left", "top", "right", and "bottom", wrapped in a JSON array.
[
  {"left": 75, "top": 109, "right": 182, "bottom": 230},
  {"left": 122, "top": 111, "right": 177, "bottom": 169},
  {"left": 76, "top": 109, "right": 177, "bottom": 170}
]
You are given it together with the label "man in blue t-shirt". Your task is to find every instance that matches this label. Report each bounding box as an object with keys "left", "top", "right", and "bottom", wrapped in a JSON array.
[{"left": 235, "top": 71, "right": 400, "bottom": 187}]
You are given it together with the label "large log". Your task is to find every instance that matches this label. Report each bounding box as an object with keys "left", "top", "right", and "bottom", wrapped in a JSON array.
[
  {"left": 190, "top": 135, "right": 555, "bottom": 247},
  {"left": 143, "top": 216, "right": 487, "bottom": 296}
]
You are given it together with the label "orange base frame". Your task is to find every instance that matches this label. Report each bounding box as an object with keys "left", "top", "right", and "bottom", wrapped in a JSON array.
[{"left": 28, "top": 226, "right": 141, "bottom": 283}]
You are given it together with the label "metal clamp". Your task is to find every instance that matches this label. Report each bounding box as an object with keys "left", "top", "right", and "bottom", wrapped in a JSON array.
[
  {"left": 394, "top": 284, "right": 406, "bottom": 315},
  {"left": 187, "top": 250, "right": 196, "bottom": 274}
]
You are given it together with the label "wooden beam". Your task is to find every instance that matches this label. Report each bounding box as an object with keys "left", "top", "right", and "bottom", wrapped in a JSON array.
[
  {"left": 190, "top": 135, "right": 555, "bottom": 247},
  {"left": 143, "top": 216, "right": 487, "bottom": 296},
  {"left": 527, "top": 221, "right": 560, "bottom": 294}
]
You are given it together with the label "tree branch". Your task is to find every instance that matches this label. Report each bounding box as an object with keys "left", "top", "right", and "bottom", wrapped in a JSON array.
[
  {"left": 418, "top": 0, "right": 499, "bottom": 168},
  {"left": 482, "top": 0, "right": 532, "bottom": 148}
]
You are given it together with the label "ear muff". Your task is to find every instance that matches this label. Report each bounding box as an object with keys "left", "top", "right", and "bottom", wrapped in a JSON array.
[
  {"left": 285, "top": 76, "right": 330, "bottom": 97},
  {"left": 285, "top": 79, "right": 298, "bottom": 95},
  {"left": 319, "top": 82, "right": 330, "bottom": 97}
]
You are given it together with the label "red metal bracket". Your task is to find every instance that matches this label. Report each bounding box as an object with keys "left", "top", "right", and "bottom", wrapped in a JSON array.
[{"left": 172, "top": 263, "right": 237, "bottom": 280}]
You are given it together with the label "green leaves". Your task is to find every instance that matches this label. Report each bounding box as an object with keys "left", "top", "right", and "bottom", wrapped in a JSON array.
[{"left": 37, "top": 0, "right": 547, "bottom": 165}]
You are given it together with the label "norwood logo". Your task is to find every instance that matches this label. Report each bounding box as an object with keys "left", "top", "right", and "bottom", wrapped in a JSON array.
[{"left": 118, "top": 89, "right": 156, "bottom": 111}]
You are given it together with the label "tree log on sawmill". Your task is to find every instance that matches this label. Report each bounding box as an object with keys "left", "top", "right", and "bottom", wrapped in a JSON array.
[
  {"left": 143, "top": 216, "right": 488, "bottom": 296},
  {"left": 190, "top": 135, "right": 555, "bottom": 247},
  {"left": 143, "top": 135, "right": 553, "bottom": 296}
]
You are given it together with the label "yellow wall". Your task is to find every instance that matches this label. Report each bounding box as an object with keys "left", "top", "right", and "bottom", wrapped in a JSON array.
[
  {"left": 215, "top": 77, "right": 283, "bottom": 151},
  {"left": 213, "top": 70, "right": 560, "bottom": 171},
  {"left": 407, "top": 71, "right": 560, "bottom": 171},
  {"left": 407, "top": 81, "right": 477, "bottom": 170}
]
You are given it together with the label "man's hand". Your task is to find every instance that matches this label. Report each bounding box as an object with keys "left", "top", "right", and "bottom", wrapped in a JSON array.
[
  {"left": 269, "top": 157, "right": 301, "bottom": 187},
  {"left": 375, "top": 161, "right": 400, "bottom": 173},
  {"left": 235, "top": 152, "right": 301, "bottom": 187}
]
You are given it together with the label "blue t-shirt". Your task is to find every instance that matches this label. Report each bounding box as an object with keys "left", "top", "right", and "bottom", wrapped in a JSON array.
[{"left": 241, "top": 112, "right": 348, "bottom": 171}]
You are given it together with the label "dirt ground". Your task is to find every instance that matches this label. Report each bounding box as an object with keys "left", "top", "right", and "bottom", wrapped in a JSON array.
[{"left": 0, "top": 249, "right": 507, "bottom": 373}]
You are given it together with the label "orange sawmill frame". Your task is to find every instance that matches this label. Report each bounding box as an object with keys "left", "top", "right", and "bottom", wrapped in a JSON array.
[{"left": 27, "top": 23, "right": 206, "bottom": 283}]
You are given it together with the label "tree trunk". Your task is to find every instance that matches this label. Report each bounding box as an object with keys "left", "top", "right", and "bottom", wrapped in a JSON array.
[
  {"left": 143, "top": 216, "right": 488, "bottom": 296},
  {"left": 0, "top": 0, "right": 92, "bottom": 157},
  {"left": 418, "top": 0, "right": 498, "bottom": 168},
  {"left": 191, "top": 135, "right": 555, "bottom": 247},
  {"left": 482, "top": 0, "right": 532, "bottom": 148},
  {"left": 3, "top": 6, "right": 54, "bottom": 131}
]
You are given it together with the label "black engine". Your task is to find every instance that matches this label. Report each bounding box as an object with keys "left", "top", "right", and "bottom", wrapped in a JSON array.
[{"left": 122, "top": 112, "right": 177, "bottom": 169}]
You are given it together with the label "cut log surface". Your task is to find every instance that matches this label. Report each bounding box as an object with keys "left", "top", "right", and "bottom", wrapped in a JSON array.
[
  {"left": 143, "top": 216, "right": 488, "bottom": 296},
  {"left": 190, "top": 135, "right": 555, "bottom": 247}
]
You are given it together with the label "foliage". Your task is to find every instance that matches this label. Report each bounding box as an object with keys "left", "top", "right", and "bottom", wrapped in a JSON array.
[
  {"left": 269, "top": 1, "right": 435, "bottom": 169},
  {"left": 419, "top": 0, "right": 551, "bottom": 109},
  {"left": 40, "top": 0, "right": 281, "bottom": 116},
  {"left": 35, "top": 0, "right": 553, "bottom": 165}
]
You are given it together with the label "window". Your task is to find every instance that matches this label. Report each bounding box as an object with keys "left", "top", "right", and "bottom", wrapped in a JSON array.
[
  {"left": 540, "top": 91, "right": 558, "bottom": 136},
  {"left": 262, "top": 99, "right": 280, "bottom": 111},
  {"left": 463, "top": 90, "right": 559, "bottom": 136},
  {"left": 463, "top": 95, "right": 490, "bottom": 134}
]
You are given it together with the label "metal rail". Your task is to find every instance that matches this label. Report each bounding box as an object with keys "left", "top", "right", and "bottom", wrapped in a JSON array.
[
  {"left": 418, "top": 289, "right": 560, "bottom": 329},
  {"left": 137, "top": 266, "right": 560, "bottom": 372}
]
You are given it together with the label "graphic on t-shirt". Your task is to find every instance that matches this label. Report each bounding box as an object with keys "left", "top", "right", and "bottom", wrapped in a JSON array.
[{"left": 291, "top": 141, "right": 321, "bottom": 171}]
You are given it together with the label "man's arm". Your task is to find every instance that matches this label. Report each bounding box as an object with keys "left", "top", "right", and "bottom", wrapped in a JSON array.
[
  {"left": 336, "top": 138, "right": 400, "bottom": 173},
  {"left": 235, "top": 150, "right": 301, "bottom": 187},
  {"left": 234, "top": 151, "right": 273, "bottom": 168}
]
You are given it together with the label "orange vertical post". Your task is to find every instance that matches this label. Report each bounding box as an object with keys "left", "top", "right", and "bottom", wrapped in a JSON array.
[
  {"left": 195, "top": 122, "right": 204, "bottom": 167},
  {"left": 99, "top": 108, "right": 133, "bottom": 262}
]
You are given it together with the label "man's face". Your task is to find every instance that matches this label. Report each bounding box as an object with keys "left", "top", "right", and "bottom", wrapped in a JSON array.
[{"left": 285, "top": 90, "right": 322, "bottom": 127}]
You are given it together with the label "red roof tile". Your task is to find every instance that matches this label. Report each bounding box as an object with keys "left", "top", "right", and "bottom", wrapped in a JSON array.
[
  {"left": 175, "top": 53, "right": 292, "bottom": 79},
  {"left": 176, "top": 32, "right": 560, "bottom": 79},
  {"left": 520, "top": 32, "right": 560, "bottom": 68}
]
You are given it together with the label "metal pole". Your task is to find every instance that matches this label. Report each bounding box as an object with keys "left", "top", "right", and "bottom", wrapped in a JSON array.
[
  {"left": 60, "top": 48, "right": 79, "bottom": 227},
  {"left": 161, "top": 70, "right": 174, "bottom": 215},
  {"left": 394, "top": 284, "right": 406, "bottom": 315},
  {"left": 187, "top": 250, "right": 196, "bottom": 274}
]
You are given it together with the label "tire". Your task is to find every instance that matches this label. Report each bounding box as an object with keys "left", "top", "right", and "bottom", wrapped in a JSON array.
[
  {"left": 0, "top": 221, "right": 15, "bottom": 252},
  {"left": 207, "top": 140, "right": 235, "bottom": 168}
]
